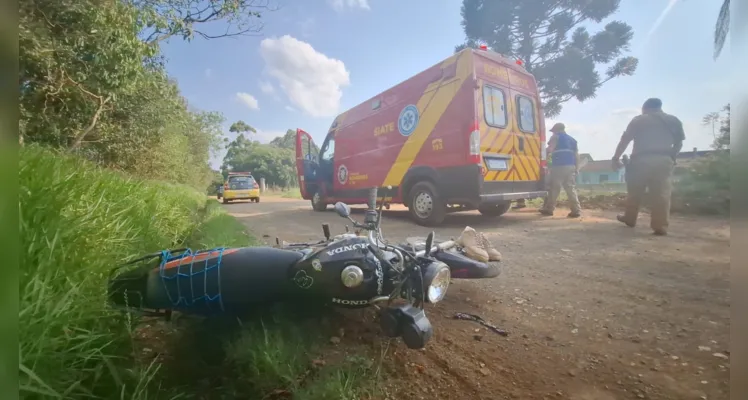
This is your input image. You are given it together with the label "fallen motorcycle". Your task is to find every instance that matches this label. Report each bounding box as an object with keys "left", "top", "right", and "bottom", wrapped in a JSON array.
[{"left": 108, "top": 187, "right": 501, "bottom": 349}]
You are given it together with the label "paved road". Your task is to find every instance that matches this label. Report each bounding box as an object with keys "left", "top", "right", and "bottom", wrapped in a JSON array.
[{"left": 223, "top": 197, "right": 731, "bottom": 400}]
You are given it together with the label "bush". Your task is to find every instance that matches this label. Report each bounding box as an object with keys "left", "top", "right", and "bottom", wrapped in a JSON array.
[
  {"left": 19, "top": 145, "right": 208, "bottom": 398},
  {"left": 672, "top": 152, "right": 730, "bottom": 215}
]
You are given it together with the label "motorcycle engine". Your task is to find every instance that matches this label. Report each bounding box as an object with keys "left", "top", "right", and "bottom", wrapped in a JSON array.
[{"left": 288, "top": 236, "right": 388, "bottom": 305}]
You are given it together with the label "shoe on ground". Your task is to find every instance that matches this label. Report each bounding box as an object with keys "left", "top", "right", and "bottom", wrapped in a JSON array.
[
  {"left": 456, "top": 226, "right": 489, "bottom": 263},
  {"left": 476, "top": 231, "right": 502, "bottom": 261},
  {"left": 567, "top": 212, "right": 581, "bottom": 218},
  {"left": 616, "top": 214, "right": 635, "bottom": 227},
  {"left": 538, "top": 209, "right": 553, "bottom": 216},
  {"left": 652, "top": 230, "right": 668, "bottom": 236}
]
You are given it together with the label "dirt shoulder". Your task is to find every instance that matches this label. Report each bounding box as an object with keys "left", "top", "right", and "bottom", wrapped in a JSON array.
[{"left": 227, "top": 199, "right": 731, "bottom": 400}]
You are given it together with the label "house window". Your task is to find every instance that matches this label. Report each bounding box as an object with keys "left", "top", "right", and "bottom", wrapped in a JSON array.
[
  {"left": 582, "top": 174, "right": 590, "bottom": 184},
  {"left": 599, "top": 174, "right": 609, "bottom": 183},
  {"left": 482, "top": 85, "right": 507, "bottom": 128},
  {"left": 516, "top": 95, "right": 536, "bottom": 133}
]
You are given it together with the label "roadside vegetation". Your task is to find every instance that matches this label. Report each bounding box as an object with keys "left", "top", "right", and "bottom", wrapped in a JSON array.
[{"left": 19, "top": 146, "right": 376, "bottom": 399}]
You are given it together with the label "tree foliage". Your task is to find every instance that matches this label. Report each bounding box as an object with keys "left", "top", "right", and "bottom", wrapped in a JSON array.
[
  {"left": 18, "top": 0, "right": 272, "bottom": 189},
  {"left": 221, "top": 131, "right": 298, "bottom": 188},
  {"left": 713, "top": 0, "right": 730, "bottom": 60},
  {"left": 269, "top": 129, "right": 297, "bottom": 149},
  {"left": 673, "top": 104, "right": 730, "bottom": 214},
  {"left": 456, "top": 0, "right": 638, "bottom": 116},
  {"left": 711, "top": 104, "right": 730, "bottom": 150},
  {"left": 131, "top": 0, "right": 274, "bottom": 43},
  {"left": 229, "top": 120, "right": 256, "bottom": 135}
]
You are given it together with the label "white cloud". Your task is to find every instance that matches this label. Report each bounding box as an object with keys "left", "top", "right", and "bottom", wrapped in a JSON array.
[
  {"left": 259, "top": 80, "right": 275, "bottom": 94},
  {"left": 205, "top": 68, "right": 213, "bottom": 79},
  {"left": 328, "top": 0, "right": 370, "bottom": 11},
  {"left": 235, "top": 92, "right": 260, "bottom": 110},
  {"left": 259, "top": 35, "right": 350, "bottom": 117},
  {"left": 285, "top": 105, "right": 296, "bottom": 112}
]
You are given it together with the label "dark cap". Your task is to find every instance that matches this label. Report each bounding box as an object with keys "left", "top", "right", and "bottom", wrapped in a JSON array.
[
  {"left": 549, "top": 122, "right": 565, "bottom": 133},
  {"left": 642, "top": 98, "right": 662, "bottom": 110}
]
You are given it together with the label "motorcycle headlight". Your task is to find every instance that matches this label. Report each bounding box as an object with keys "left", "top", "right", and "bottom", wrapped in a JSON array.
[{"left": 423, "top": 262, "right": 450, "bottom": 303}]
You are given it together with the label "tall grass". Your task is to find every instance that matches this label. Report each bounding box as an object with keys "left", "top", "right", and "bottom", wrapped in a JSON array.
[
  {"left": 19, "top": 145, "right": 206, "bottom": 398},
  {"left": 19, "top": 145, "right": 377, "bottom": 399}
]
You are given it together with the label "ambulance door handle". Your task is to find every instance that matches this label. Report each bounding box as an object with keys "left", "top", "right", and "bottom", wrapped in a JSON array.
[{"left": 518, "top": 136, "right": 525, "bottom": 152}]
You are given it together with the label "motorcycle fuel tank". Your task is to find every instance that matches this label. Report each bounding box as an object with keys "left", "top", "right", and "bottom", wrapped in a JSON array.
[{"left": 287, "top": 236, "right": 387, "bottom": 305}]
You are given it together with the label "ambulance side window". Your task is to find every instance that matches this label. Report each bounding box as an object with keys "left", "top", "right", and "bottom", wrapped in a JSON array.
[
  {"left": 321, "top": 135, "right": 335, "bottom": 162},
  {"left": 517, "top": 95, "right": 536, "bottom": 133},
  {"left": 482, "top": 85, "right": 507, "bottom": 128}
]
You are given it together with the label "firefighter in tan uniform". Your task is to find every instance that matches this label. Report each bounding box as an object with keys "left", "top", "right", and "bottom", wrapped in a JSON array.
[{"left": 611, "top": 98, "right": 685, "bottom": 236}]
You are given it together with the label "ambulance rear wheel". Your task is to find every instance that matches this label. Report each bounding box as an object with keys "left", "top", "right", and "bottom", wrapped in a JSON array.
[
  {"left": 478, "top": 202, "right": 512, "bottom": 217},
  {"left": 311, "top": 190, "right": 327, "bottom": 211},
  {"left": 408, "top": 181, "right": 446, "bottom": 226}
]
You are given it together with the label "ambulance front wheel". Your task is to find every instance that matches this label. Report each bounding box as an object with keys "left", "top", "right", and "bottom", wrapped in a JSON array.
[
  {"left": 311, "top": 190, "right": 328, "bottom": 211},
  {"left": 408, "top": 181, "right": 446, "bottom": 226}
]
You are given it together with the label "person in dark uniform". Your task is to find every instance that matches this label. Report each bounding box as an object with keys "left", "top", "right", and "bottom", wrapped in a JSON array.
[
  {"left": 611, "top": 98, "right": 685, "bottom": 236},
  {"left": 539, "top": 123, "right": 582, "bottom": 217}
]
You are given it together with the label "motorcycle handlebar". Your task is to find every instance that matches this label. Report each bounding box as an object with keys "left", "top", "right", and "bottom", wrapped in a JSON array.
[{"left": 415, "top": 240, "right": 457, "bottom": 257}]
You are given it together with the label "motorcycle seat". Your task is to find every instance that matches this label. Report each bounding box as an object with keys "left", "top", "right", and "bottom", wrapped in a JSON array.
[{"left": 145, "top": 247, "right": 304, "bottom": 312}]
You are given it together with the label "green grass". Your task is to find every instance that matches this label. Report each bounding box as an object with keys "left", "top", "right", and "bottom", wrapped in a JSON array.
[{"left": 19, "top": 145, "right": 376, "bottom": 399}]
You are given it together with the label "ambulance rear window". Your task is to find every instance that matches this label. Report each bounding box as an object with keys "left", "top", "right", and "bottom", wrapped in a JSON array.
[
  {"left": 482, "top": 85, "right": 507, "bottom": 128},
  {"left": 517, "top": 95, "right": 536, "bottom": 133}
]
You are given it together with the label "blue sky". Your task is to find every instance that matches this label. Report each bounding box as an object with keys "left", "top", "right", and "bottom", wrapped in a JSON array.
[{"left": 159, "top": 0, "right": 732, "bottom": 169}]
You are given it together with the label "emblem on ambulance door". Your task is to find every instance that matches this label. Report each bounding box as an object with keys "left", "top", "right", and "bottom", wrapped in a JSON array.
[
  {"left": 398, "top": 104, "right": 420, "bottom": 137},
  {"left": 337, "top": 164, "right": 349, "bottom": 185}
]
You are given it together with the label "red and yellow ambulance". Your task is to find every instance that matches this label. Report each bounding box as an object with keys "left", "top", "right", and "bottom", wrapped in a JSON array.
[{"left": 295, "top": 46, "right": 547, "bottom": 226}]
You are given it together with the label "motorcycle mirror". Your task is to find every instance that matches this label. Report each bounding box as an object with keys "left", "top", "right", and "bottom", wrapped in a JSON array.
[
  {"left": 334, "top": 202, "right": 351, "bottom": 218},
  {"left": 425, "top": 231, "right": 435, "bottom": 256}
]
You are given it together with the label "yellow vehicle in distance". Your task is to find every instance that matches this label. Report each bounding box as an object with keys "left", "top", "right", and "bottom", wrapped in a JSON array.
[{"left": 222, "top": 172, "right": 260, "bottom": 203}]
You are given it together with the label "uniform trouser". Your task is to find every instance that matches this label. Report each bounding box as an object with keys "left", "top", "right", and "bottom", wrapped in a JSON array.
[
  {"left": 542, "top": 165, "right": 581, "bottom": 213},
  {"left": 621, "top": 155, "right": 674, "bottom": 232}
]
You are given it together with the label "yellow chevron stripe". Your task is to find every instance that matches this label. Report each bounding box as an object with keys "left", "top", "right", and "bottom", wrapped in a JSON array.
[{"left": 383, "top": 52, "right": 472, "bottom": 186}]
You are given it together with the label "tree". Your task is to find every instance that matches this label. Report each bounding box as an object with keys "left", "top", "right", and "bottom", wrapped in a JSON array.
[
  {"left": 713, "top": 104, "right": 730, "bottom": 150},
  {"left": 221, "top": 134, "right": 297, "bottom": 187},
  {"left": 702, "top": 111, "right": 720, "bottom": 141},
  {"left": 229, "top": 120, "right": 256, "bottom": 136},
  {"left": 269, "top": 129, "right": 321, "bottom": 155},
  {"left": 713, "top": 0, "right": 730, "bottom": 60},
  {"left": 456, "top": 0, "right": 638, "bottom": 117},
  {"left": 269, "top": 129, "right": 297, "bottom": 149},
  {"left": 19, "top": 0, "right": 227, "bottom": 190},
  {"left": 130, "top": 0, "right": 276, "bottom": 43}
]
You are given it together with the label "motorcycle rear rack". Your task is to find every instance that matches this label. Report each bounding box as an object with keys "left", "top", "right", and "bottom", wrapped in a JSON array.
[{"left": 110, "top": 247, "right": 231, "bottom": 314}]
